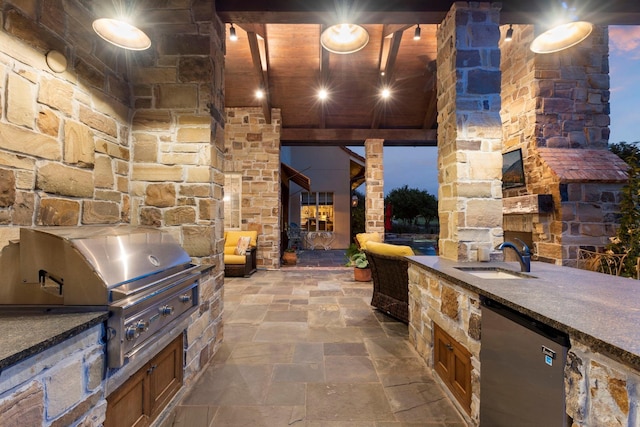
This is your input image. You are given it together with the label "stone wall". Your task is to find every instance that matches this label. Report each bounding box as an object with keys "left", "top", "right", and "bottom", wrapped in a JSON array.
[
  {"left": 127, "top": 1, "right": 224, "bottom": 268},
  {"left": 500, "top": 24, "right": 626, "bottom": 264},
  {"left": 224, "top": 107, "right": 282, "bottom": 269},
  {"left": 408, "top": 264, "right": 481, "bottom": 424},
  {"left": 436, "top": 2, "right": 504, "bottom": 262},
  {"left": 0, "top": 325, "right": 106, "bottom": 426},
  {"left": 566, "top": 340, "right": 640, "bottom": 427},
  {"left": 0, "top": 1, "right": 133, "bottom": 248},
  {"left": 0, "top": 0, "right": 226, "bottom": 421}
]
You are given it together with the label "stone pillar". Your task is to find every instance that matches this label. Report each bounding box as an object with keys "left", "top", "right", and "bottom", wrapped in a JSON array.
[
  {"left": 129, "top": 6, "right": 223, "bottom": 267},
  {"left": 224, "top": 107, "right": 282, "bottom": 269},
  {"left": 437, "top": 3, "right": 504, "bottom": 262},
  {"left": 364, "top": 139, "right": 385, "bottom": 235}
]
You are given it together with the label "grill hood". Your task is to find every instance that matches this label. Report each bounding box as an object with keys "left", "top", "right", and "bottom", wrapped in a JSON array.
[{"left": 3, "top": 226, "right": 193, "bottom": 306}]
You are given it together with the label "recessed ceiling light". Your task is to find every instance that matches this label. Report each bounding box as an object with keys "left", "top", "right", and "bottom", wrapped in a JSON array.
[
  {"left": 92, "top": 18, "right": 151, "bottom": 51},
  {"left": 318, "top": 89, "right": 328, "bottom": 100},
  {"left": 255, "top": 89, "right": 264, "bottom": 99},
  {"left": 381, "top": 88, "right": 391, "bottom": 99}
]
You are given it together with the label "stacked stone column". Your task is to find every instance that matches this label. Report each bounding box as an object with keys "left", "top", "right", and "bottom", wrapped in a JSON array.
[
  {"left": 224, "top": 107, "right": 282, "bottom": 269},
  {"left": 364, "top": 139, "right": 385, "bottom": 235},
  {"left": 437, "top": 3, "right": 504, "bottom": 261}
]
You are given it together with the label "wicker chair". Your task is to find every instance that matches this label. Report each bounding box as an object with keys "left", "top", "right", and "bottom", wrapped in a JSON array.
[
  {"left": 365, "top": 241, "right": 415, "bottom": 324},
  {"left": 224, "top": 230, "right": 258, "bottom": 277}
]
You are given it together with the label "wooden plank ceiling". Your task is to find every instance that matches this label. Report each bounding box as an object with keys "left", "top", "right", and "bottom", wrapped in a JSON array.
[{"left": 217, "top": 0, "right": 640, "bottom": 146}]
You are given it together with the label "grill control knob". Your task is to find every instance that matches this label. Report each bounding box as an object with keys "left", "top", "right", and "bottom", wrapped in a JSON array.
[
  {"left": 159, "top": 305, "right": 174, "bottom": 316},
  {"left": 179, "top": 294, "right": 191, "bottom": 303},
  {"left": 125, "top": 325, "right": 139, "bottom": 341},
  {"left": 135, "top": 320, "right": 149, "bottom": 333}
]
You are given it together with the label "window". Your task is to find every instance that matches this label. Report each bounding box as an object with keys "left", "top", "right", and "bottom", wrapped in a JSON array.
[
  {"left": 224, "top": 174, "right": 242, "bottom": 229},
  {"left": 301, "top": 192, "right": 334, "bottom": 232}
]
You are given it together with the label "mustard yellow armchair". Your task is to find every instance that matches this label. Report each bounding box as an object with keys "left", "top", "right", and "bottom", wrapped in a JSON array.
[{"left": 224, "top": 230, "right": 258, "bottom": 277}]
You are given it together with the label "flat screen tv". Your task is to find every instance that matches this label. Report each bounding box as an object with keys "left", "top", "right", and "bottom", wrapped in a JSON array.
[{"left": 502, "top": 149, "right": 525, "bottom": 189}]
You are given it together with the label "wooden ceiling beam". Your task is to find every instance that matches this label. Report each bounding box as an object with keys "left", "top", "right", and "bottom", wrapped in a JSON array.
[
  {"left": 371, "top": 29, "right": 403, "bottom": 129},
  {"left": 319, "top": 26, "right": 330, "bottom": 129},
  {"left": 216, "top": 0, "right": 640, "bottom": 25},
  {"left": 247, "top": 29, "right": 272, "bottom": 124},
  {"left": 281, "top": 128, "right": 437, "bottom": 146},
  {"left": 382, "top": 24, "right": 412, "bottom": 38},
  {"left": 237, "top": 23, "right": 266, "bottom": 39}
]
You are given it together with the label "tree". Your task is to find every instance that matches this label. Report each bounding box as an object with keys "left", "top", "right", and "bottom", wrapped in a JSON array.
[
  {"left": 608, "top": 142, "right": 640, "bottom": 277},
  {"left": 385, "top": 185, "right": 438, "bottom": 230}
]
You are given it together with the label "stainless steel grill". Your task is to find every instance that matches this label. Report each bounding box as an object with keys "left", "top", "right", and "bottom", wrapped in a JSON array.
[{"left": 1, "top": 226, "right": 203, "bottom": 368}]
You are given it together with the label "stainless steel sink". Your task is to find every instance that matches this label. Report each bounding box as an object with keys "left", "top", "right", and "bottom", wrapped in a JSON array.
[{"left": 455, "top": 267, "right": 535, "bottom": 280}]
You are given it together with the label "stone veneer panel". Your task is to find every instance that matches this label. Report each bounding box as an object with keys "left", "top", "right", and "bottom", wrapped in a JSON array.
[
  {"left": 436, "top": 2, "right": 504, "bottom": 261},
  {"left": 500, "top": 24, "right": 621, "bottom": 265},
  {"left": 0, "top": 2, "right": 131, "bottom": 238},
  {"left": 408, "top": 264, "right": 481, "bottom": 423},
  {"left": 0, "top": 0, "right": 226, "bottom": 423},
  {"left": 224, "top": 107, "right": 282, "bottom": 269},
  {"left": 0, "top": 326, "right": 106, "bottom": 426},
  {"left": 365, "top": 139, "right": 385, "bottom": 235}
]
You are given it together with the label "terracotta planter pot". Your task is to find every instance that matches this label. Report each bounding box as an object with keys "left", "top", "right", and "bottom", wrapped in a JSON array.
[
  {"left": 354, "top": 267, "right": 371, "bottom": 282},
  {"left": 282, "top": 251, "right": 297, "bottom": 265}
]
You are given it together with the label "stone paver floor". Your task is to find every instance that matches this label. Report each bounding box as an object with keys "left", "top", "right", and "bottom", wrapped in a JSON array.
[{"left": 160, "top": 266, "right": 467, "bottom": 426}]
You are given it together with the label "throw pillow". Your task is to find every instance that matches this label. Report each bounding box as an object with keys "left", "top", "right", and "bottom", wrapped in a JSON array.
[{"left": 235, "top": 236, "right": 251, "bottom": 255}]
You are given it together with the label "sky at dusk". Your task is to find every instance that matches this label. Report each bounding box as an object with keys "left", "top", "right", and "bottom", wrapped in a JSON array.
[{"left": 352, "top": 26, "right": 640, "bottom": 198}]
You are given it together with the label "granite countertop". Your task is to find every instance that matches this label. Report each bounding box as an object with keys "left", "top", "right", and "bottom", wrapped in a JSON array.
[
  {"left": 407, "top": 256, "right": 640, "bottom": 370},
  {"left": 0, "top": 310, "right": 108, "bottom": 372}
]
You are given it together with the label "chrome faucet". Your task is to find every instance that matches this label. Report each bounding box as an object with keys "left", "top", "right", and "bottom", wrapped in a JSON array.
[{"left": 496, "top": 239, "right": 531, "bottom": 272}]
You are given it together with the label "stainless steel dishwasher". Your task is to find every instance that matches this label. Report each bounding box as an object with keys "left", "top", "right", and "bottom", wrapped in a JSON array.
[{"left": 480, "top": 296, "right": 570, "bottom": 426}]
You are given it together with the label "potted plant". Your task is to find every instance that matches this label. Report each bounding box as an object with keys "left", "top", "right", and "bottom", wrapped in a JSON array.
[
  {"left": 282, "top": 246, "right": 298, "bottom": 265},
  {"left": 350, "top": 251, "right": 371, "bottom": 282}
]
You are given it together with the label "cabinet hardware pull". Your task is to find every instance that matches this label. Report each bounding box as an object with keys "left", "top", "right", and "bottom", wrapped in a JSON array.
[
  {"left": 147, "top": 364, "right": 158, "bottom": 374},
  {"left": 446, "top": 344, "right": 453, "bottom": 351}
]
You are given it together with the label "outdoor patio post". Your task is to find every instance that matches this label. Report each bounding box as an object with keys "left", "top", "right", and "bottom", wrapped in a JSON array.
[
  {"left": 436, "top": 2, "right": 504, "bottom": 261},
  {"left": 364, "top": 139, "right": 385, "bottom": 236}
]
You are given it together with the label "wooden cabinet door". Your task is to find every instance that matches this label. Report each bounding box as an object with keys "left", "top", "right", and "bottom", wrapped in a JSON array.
[
  {"left": 433, "top": 323, "right": 472, "bottom": 414},
  {"left": 105, "top": 334, "right": 184, "bottom": 427},
  {"left": 149, "top": 335, "right": 184, "bottom": 420},
  {"left": 105, "top": 366, "right": 150, "bottom": 427}
]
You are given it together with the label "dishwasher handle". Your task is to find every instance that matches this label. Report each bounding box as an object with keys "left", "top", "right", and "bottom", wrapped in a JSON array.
[{"left": 480, "top": 296, "right": 570, "bottom": 347}]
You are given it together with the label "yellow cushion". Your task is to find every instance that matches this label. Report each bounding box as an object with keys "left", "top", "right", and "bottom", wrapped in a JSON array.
[
  {"left": 224, "top": 230, "right": 258, "bottom": 248},
  {"left": 224, "top": 254, "right": 248, "bottom": 265},
  {"left": 224, "top": 247, "right": 237, "bottom": 255},
  {"left": 355, "top": 232, "right": 382, "bottom": 250},
  {"left": 366, "top": 241, "right": 414, "bottom": 257}
]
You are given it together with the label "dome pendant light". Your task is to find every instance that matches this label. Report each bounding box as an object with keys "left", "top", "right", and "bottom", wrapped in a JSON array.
[
  {"left": 530, "top": 2, "right": 593, "bottom": 54},
  {"left": 530, "top": 21, "right": 592, "bottom": 53},
  {"left": 321, "top": 23, "right": 369, "bottom": 54},
  {"left": 92, "top": 18, "right": 151, "bottom": 51}
]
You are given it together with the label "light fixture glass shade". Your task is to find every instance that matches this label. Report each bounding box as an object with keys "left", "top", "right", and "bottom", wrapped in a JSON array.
[
  {"left": 229, "top": 24, "right": 238, "bottom": 41},
  {"left": 505, "top": 25, "right": 513, "bottom": 42},
  {"left": 321, "top": 24, "right": 369, "bottom": 54},
  {"left": 530, "top": 21, "right": 593, "bottom": 54},
  {"left": 92, "top": 18, "right": 151, "bottom": 51},
  {"left": 413, "top": 24, "right": 421, "bottom": 40}
]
